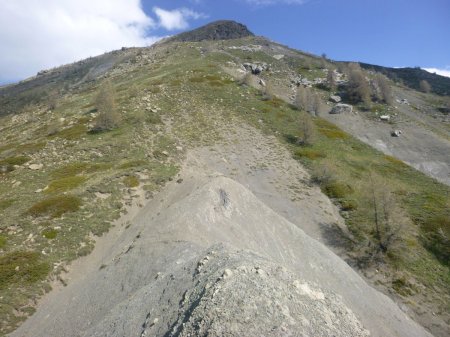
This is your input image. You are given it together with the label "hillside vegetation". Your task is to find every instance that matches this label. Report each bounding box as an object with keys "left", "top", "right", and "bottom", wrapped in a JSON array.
[{"left": 0, "top": 28, "right": 449, "bottom": 336}]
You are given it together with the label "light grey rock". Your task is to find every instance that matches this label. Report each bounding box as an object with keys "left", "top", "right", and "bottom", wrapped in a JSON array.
[
  {"left": 330, "top": 95, "right": 342, "bottom": 103},
  {"left": 330, "top": 103, "right": 353, "bottom": 114},
  {"left": 28, "top": 163, "right": 43, "bottom": 170},
  {"left": 12, "top": 175, "right": 432, "bottom": 337}
]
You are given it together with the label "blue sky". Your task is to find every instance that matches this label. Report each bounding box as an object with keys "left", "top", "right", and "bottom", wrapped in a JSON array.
[
  {"left": 145, "top": 0, "right": 450, "bottom": 71},
  {"left": 0, "top": 0, "right": 449, "bottom": 83}
]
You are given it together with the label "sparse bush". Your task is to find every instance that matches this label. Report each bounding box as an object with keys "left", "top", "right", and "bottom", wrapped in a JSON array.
[
  {"left": 0, "top": 251, "right": 50, "bottom": 290},
  {"left": 51, "top": 162, "right": 111, "bottom": 179},
  {"left": 374, "top": 74, "right": 394, "bottom": 105},
  {"left": 421, "top": 215, "right": 450, "bottom": 265},
  {"left": 27, "top": 195, "right": 81, "bottom": 218},
  {"left": 323, "top": 180, "right": 354, "bottom": 199},
  {"left": 0, "top": 235, "right": 7, "bottom": 248},
  {"left": 0, "top": 199, "right": 15, "bottom": 211},
  {"left": 295, "top": 86, "right": 323, "bottom": 116},
  {"left": 341, "top": 199, "right": 358, "bottom": 211},
  {"left": 42, "top": 228, "right": 58, "bottom": 239},
  {"left": 346, "top": 63, "right": 371, "bottom": 105},
  {"left": 419, "top": 80, "right": 431, "bottom": 93},
  {"left": 93, "top": 80, "right": 120, "bottom": 131},
  {"left": 55, "top": 124, "right": 87, "bottom": 140},
  {"left": 45, "top": 176, "right": 87, "bottom": 194},
  {"left": 326, "top": 69, "right": 337, "bottom": 92},
  {"left": 367, "top": 174, "right": 405, "bottom": 254},
  {"left": 298, "top": 113, "right": 316, "bottom": 146},
  {"left": 0, "top": 156, "right": 31, "bottom": 173},
  {"left": 318, "top": 127, "right": 349, "bottom": 139},
  {"left": 294, "top": 148, "right": 326, "bottom": 160},
  {"left": 310, "top": 162, "right": 337, "bottom": 185},
  {"left": 123, "top": 175, "right": 139, "bottom": 188}
]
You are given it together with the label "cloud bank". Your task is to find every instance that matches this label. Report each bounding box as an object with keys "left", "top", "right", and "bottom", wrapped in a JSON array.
[
  {"left": 423, "top": 67, "right": 450, "bottom": 78},
  {"left": 0, "top": 0, "right": 205, "bottom": 83},
  {"left": 153, "top": 7, "right": 207, "bottom": 31}
]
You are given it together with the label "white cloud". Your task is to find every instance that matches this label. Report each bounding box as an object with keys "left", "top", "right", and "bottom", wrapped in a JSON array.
[
  {"left": 0, "top": 0, "right": 158, "bottom": 83},
  {"left": 423, "top": 67, "right": 450, "bottom": 78},
  {"left": 153, "top": 7, "right": 207, "bottom": 31}
]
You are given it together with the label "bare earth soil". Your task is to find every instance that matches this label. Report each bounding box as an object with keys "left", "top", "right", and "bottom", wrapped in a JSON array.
[{"left": 11, "top": 123, "right": 432, "bottom": 337}]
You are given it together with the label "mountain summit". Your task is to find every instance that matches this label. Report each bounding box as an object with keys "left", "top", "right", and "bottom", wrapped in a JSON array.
[{"left": 170, "top": 20, "right": 254, "bottom": 42}]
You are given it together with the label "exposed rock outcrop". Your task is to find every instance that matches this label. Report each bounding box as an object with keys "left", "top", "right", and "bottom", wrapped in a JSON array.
[{"left": 169, "top": 20, "right": 254, "bottom": 42}]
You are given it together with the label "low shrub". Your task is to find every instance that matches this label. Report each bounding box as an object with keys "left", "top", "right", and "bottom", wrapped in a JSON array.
[
  {"left": 0, "top": 156, "right": 31, "bottom": 173},
  {"left": 318, "top": 128, "right": 349, "bottom": 139},
  {"left": 341, "top": 199, "right": 358, "bottom": 211},
  {"left": 0, "top": 235, "right": 7, "bottom": 248},
  {"left": 51, "top": 162, "right": 111, "bottom": 179},
  {"left": 123, "top": 175, "right": 139, "bottom": 188},
  {"left": 0, "top": 251, "right": 50, "bottom": 290},
  {"left": 27, "top": 195, "right": 81, "bottom": 218},
  {"left": 421, "top": 215, "right": 450, "bottom": 265},
  {"left": 119, "top": 160, "right": 147, "bottom": 169},
  {"left": 323, "top": 181, "right": 354, "bottom": 199},
  {"left": 0, "top": 199, "right": 15, "bottom": 211},
  {"left": 54, "top": 124, "right": 87, "bottom": 140},
  {"left": 45, "top": 176, "right": 87, "bottom": 193},
  {"left": 42, "top": 228, "right": 58, "bottom": 239},
  {"left": 294, "top": 148, "right": 326, "bottom": 160}
]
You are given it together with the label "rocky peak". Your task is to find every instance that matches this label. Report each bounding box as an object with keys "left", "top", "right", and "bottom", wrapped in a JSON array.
[{"left": 170, "top": 20, "right": 254, "bottom": 42}]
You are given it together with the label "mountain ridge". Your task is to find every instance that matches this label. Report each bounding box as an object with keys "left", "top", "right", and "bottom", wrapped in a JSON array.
[
  {"left": 0, "top": 20, "right": 449, "bottom": 337},
  {"left": 168, "top": 20, "right": 254, "bottom": 42}
]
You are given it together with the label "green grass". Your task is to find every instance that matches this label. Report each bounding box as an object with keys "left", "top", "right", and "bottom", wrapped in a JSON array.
[
  {"left": 123, "top": 175, "right": 139, "bottom": 188},
  {"left": 0, "top": 235, "right": 7, "bottom": 249},
  {"left": 15, "top": 142, "right": 46, "bottom": 154},
  {"left": 41, "top": 228, "right": 58, "bottom": 240},
  {"left": 0, "top": 251, "right": 50, "bottom": 290},
  {"left": 0, "top": 156, "right": 31, "bottom": 173},
  {"left": 118, "top": 160, "right": 147, "bottom": 169},
  {"left": 294, "top": 148, "right": 326, "bottom": 160},
  {"left": 316, "top": 119, "right": 350, "bottom": 139},
  {"left": 53, "top": 124, "right": 88, "bottom": 140},
  {"left": 322, "top": 180, "right": 354, "bottom": 199},
  {"left": 0, "top": 199, "right": 15, "bottom": 211},
  {"left": 51, "top": 162, "right": 111, "bottom": 179},
  {"left": 45, "top": 176, "right": 87, "bottom": 193},
  {"left": 26, "top": 195, "right": 82, "bottom": 218}
]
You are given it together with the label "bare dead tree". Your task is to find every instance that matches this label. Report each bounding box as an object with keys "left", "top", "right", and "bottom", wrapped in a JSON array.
[
  {"left": 299, "top": 113, "right": 316, "bottom": 146},
  {"left": 419, "top": 80, "right": 431, "bottom": 93},
  {"left": 347, "top": 63, "right": 371, "bottom": 105},
  {"left": 326, "top": 69, "right": 337, "bottom": 92},
  {"left": 368, "top": 173, "right": 405, "bottom": 255},
  {"left": 93, "top": 80, "right": 120, "bottom": 131},
  {"left": 375, "top": 74, "right": 394, "bottom": 105}
]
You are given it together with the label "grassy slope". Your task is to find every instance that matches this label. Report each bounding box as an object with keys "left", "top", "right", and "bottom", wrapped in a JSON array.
[{"left": 0, "top": 38, "right": 449, "bottom": 335}]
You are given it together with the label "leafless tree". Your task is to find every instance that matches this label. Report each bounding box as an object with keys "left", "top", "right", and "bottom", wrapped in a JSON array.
[
  {"left": 368, "top": 173, "right": 405, "bottom": 255},
  {"left": 375, "top": 74, "right": 394, "bottom": 105},
  {"left": 326, "top": 69, "right": 337, "bottom": 92},
  {"left": 347, "top": 63, "right": 371, "bottom": 105},
  {"left": 93, "top": 80, "right": 120, "bottom": 131},
  {"left": 299, "top": 113, "right": 316, "bottom": 146},
  {"left": 419, "top": 80, "right": 431, "bottom": 93}
]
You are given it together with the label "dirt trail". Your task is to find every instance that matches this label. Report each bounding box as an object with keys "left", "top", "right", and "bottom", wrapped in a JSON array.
[{"left": 187, "top": 123, "right": 347, "bottom": 245}]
